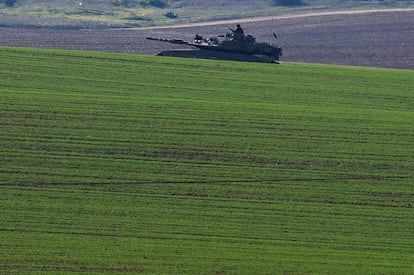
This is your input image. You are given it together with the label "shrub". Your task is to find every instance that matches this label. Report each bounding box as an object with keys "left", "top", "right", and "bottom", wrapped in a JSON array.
[
  {"left": 139, "top": 0, "right": 166, "bottom": 8},
  {"left": 4, "top": 0, "right": 17, "bottom": 7}
]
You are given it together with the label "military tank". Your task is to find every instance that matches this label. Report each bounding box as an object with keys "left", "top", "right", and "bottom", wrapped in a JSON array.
[{"left": 147, "top": 24, "right": 282, "bottom": 63}]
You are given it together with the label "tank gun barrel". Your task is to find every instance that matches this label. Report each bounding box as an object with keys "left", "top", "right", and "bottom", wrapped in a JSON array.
[{"left": 146, "top": 37, "right": 188, "bottom": 45}]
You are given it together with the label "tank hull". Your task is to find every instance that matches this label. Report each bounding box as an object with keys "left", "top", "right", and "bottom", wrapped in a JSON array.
[{"left": 156, "top": 49, "right": 278, "bottom": 63}]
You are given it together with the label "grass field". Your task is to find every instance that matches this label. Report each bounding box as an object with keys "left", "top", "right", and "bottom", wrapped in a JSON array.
[{"left": 1, "top": 47, "right": 413, "bottom": 273}]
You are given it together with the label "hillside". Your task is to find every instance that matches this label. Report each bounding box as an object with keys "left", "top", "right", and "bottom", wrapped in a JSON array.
[
  {"left": 1, "top": 47, "right": 413, "bottom": 273},
  {"left": 0, "top": 0, "right": 413, "bottom": 27}
]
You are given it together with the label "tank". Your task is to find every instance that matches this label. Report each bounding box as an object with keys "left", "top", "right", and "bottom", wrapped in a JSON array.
[{"left": 147, "top": 24, "right": 282, "bottom": 63}]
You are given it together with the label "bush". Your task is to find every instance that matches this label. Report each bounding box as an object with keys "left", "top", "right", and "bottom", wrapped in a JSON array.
[
  {"left": 139, "top": 0, "right": 167, "bottom": 8},
  {"left": 4, "top": 0, "right": 17, "bottom": 7},
  {"left": 273, "top": 0, "right": 306, "bottom": 6}
]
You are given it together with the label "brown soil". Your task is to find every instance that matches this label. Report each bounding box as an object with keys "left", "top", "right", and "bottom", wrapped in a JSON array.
[{"left": 0, "top": 9, "right": 413, "bottom": 69}]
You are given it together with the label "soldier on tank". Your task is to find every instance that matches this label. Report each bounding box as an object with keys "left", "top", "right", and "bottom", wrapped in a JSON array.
[
  {"left": 235, "top": 24, "right": 244, "bottom": 35},
  {"left": 230, "top": 24, "right": 244, "bottom": 42}
]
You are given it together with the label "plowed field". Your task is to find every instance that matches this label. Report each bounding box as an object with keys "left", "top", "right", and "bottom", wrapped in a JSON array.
[{"left": 0, "top": 10, "right": 413, "bottom": 68}]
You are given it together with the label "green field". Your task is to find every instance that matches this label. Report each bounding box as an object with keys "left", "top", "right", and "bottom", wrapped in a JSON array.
[{"left": 1, "top": 47, "right": 413, "bottom": 273}]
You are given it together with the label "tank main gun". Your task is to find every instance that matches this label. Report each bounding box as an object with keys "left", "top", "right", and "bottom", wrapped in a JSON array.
[{"left": 146, "top": 37, "right": 189, "bottom": 45}]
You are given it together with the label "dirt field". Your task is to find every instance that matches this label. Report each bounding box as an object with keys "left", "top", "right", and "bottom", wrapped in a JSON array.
[{"left": 1, "top": 9, "right": 413, "bottom": 69}]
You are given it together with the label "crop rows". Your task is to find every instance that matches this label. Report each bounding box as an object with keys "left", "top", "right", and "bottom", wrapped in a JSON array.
[{"left": 1, "top": 47, "right": 413, "bottom": 273}]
